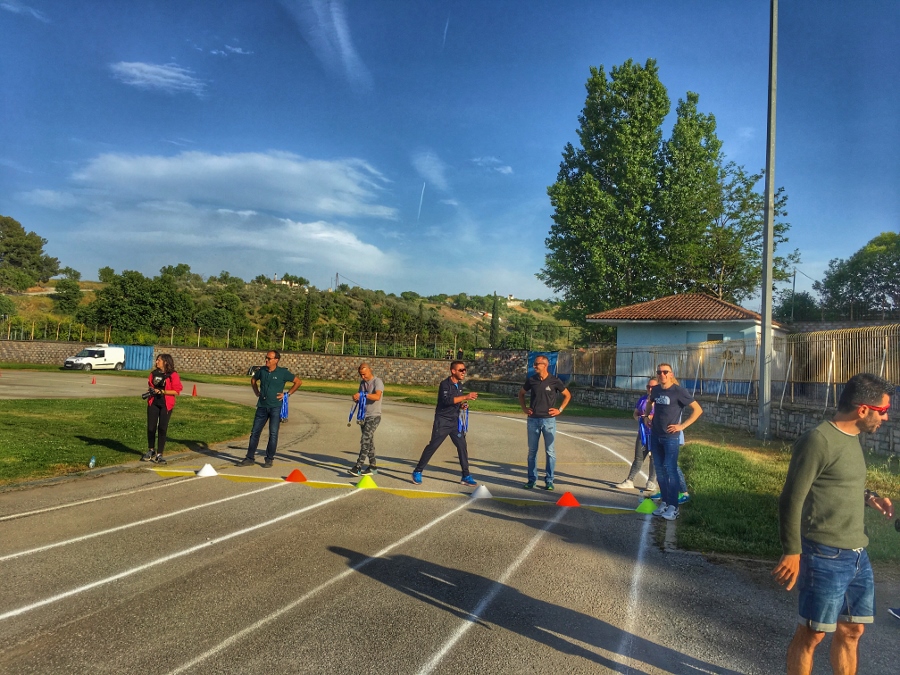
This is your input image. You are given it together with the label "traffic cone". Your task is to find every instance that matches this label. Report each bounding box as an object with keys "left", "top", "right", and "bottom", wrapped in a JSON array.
[
  {"left": 91, "top": 376, "right": 96, "bottom": 385},
  {"left": 469, "top": 485, "right": 493, "bottom": 500},
  {"left": 192, "top": 384, "right": 197, "bottom": 397},
  {"left": 197, "top": 463, "right": 218, "bottom": 477},
  {"left": 635, "top": 498, "right": 657, "bottom": 514},
  {"left": 355, "top": 475, "right": 378, "bottom": 489},
  {"left": 556, "top": 491, "right": 581, "bottom": 507},
  {"left": 285, "top": 469, "right": 307, "bottom": 482}
]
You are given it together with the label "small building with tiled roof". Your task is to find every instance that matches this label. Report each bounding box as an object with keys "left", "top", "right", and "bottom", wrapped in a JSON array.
[{"left": 586, "top": 293, "right": 785, "bottom": 389}]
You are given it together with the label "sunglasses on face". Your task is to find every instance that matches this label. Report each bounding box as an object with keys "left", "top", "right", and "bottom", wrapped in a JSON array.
[
  {"left": 857, "top": 403, "right": 890, "bottom": 414},
  {"left": 455, "top": 368, "right": 466, "bottom": 373},
  {"left": 656, "top": 369, "right": 671, "bottom": 375}
]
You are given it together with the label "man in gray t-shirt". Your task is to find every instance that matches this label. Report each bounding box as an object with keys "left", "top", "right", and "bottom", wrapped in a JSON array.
[{"left": 348, "top": 362, "right": 384, "bottom": 476}]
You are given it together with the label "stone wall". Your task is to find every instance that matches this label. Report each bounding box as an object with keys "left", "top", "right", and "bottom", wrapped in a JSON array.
[
  {"left": 466, "top": 380, "right": 898, "bottom": 457},
  {"left": 0, "top": 340, "right": 90, "bottom": 365}
]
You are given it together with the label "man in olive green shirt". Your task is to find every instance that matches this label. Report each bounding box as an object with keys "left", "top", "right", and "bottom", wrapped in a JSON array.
[
  {"left": 773, "top": 373, "right": 894, "bottom": 675},
  {"left": 237, "top": 350, "right": 302, "bottom": 468}
]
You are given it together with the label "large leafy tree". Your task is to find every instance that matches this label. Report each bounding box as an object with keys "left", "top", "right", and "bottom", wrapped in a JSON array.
[
  {"left": 541, "top": 59, "right": 669, "bottom": 325},
  {"left": 0, "top": 215, "right": 60, "bottom": 291},
  {"left": 814, "top": 232, "right": 900, "bottom": 319}
]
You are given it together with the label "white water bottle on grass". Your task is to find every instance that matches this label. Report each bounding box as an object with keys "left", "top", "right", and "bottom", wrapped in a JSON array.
[{"left": 89, "top": 456, "right": 96, "bottom": 469}]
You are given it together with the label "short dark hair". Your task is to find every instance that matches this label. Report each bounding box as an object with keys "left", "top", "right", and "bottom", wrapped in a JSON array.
[
  {"left": 837, "top": 373, "right": 894, "bottom": 412},
  {"left": 268, "top": 350, "right": 281, "bottom": 361},
  {"left": 450, "top": 360, "right": 465, "bottom": 371}
]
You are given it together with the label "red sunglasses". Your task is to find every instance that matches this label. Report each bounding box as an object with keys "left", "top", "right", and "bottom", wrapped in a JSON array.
[{"left": 857, "top": 403, "right": 891, "bottom": 414}]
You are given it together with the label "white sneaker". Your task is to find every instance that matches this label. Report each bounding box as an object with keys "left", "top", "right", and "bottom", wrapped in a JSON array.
[
  {"left": 644, "top": 481, "right": 657, "bottom": 492},
  {"left": 662, "top": 505, "right": 679, "bottom": 521},
  {"left": 615, "top": 479, "right": 635, "bottom": 490},
  {"left": 652, "top": 501, "right": 668, "bottom": 517}
]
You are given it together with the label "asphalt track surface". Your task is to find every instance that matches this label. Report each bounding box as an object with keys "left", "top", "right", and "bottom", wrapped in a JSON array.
[{"left": 0, "top": 372, "right": 896, "bottom": 674}]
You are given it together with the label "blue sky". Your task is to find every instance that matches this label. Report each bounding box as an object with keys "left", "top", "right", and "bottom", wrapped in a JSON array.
[{"left": 1, "top": 1, "right": 897, "bottom": 304}]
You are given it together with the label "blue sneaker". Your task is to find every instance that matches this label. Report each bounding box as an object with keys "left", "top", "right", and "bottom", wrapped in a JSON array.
[
  {"left": 347, "top": 466, "right": 362, "bottom": 477},
  {"left": 888, "top": 608, "right": 900, "bottom": 621},
  {"left": 461, "top": 475, "right": 477, "bottom": 486},
  {"left": 412, "top": 471, "right": 422, "bottom": 485},
  {"left": 678, "top": 492, "right": 690, "bottom": 505},
  {"left": 523, "top": 481, "right": 535, "bottom": 489},
  {"left": 544, "top": 482, "right": 554, "bottom": 491},
  {"left": 648, "top": 491, "right": 662, "bottom": 501}
]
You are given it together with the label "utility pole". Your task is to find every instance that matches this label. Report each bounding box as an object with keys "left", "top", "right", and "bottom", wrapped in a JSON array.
[{"left": 758, "top": 0, "right": 778, "bottom": 440}]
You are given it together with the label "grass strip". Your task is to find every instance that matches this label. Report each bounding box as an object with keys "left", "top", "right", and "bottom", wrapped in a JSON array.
[
  {"left": 678, "top": 426, "right": 899, "bottom": 562},
  {"left": 0, "top": 397, "right": 252, "bottom": 485}
]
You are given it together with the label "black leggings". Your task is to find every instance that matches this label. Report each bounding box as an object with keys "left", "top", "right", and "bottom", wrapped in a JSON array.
[{"left": 147, "top": 404, "right": 173, "bottom": 454}]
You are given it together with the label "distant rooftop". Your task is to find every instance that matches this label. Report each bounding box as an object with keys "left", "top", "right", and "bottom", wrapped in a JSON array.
[{"left": 586, "top": 293, "right": 777, "bottom": 325}]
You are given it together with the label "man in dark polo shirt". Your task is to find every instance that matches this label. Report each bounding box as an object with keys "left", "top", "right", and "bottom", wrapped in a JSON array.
[
  {"left": 237, "top": 350, "right": 302, "bottom": 468},
  {"left": 412, "top": 360, "right": 478, "bottom": 486},
  {"left": 773, "top": 373, "right": 895, "bottom": 675},
  {"left": 518, "top": 354, "right": 571, "bottom": 491}
]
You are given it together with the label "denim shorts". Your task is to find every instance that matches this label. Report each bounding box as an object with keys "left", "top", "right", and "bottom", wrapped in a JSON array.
[{"left": 797, "top": 538, "right": 875, "bottom": 632}]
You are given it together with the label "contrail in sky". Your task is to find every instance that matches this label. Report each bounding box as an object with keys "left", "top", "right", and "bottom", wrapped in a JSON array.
[
  {"left": 442, "top": 15, "right": 449, "bottom": 50},
  {"left": 417, "top": 181, "right": 426, "bottom": 221}
]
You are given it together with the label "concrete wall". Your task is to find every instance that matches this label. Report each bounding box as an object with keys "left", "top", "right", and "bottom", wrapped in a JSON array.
[
  {"left": 466, "top": 379, "right": 898, "bottom": 457},
  {"left": 0, "top": 340, "right": 527, "bottom": 385}
]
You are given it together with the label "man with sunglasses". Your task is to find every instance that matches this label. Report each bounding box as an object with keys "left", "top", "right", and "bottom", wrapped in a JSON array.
[
  {"left": 412, "top": 361, "right": 478, "bottom": 486},
  {"left": 773, "top": 373, "right": 895, "bottom": 675},
  {"left": 237, "top": 350, "right": 302, "bottom": 468},
  {"left": 518, "top": 354, "right": 571, "bottom": 491}
]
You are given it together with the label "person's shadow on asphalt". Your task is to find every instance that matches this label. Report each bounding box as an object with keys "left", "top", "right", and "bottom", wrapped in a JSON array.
[{"left": 327, "top": 546, "right": 743, "bottom": 675}]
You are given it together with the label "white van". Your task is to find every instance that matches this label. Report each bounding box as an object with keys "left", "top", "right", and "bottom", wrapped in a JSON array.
[{"left": 64, "top": 344, "right": 126, "bottom": 371}]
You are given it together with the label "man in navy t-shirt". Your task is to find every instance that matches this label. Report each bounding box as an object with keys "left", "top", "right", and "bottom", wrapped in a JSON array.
[
  {"left": 518, "top": 355, "right": 571, "bottom": 491},
  {"left": 648, "top": 363, "right": 702, "bottom": 521}
]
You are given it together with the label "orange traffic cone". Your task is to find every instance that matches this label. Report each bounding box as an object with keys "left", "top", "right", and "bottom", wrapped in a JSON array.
[
  {"left": 285, "top": 469, "right": 307, "bottom": 483},
  {"left": 192, "top": 384, "right": 197, "bottom": 396},
  {"left": 556, "top": 491, "right": 581, "bottom": 507},
  {"left": 91, "top": 377, "right": 96, "bottom": 385}
]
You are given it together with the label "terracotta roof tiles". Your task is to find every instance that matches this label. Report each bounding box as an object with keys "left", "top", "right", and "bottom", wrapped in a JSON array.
[{"left": 585, "top": 293, "right": 769, "bottom": 323}]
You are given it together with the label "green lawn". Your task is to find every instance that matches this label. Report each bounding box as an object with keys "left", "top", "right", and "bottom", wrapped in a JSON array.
[
  {"left": 677, "top": 422, "right": 900, "bottom": 563},
  {"left": 0, "top": 397, "right": 252, "bottom": 484}
]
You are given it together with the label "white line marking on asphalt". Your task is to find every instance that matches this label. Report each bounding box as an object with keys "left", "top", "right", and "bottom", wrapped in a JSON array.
[
  {"left": 498, "top": 415, "right": 650, "bottom": 481},
  {"left": 165, "top": 499, "right": 473, "bottom": 675},
  {"left": 0, "top": 489, "right": 359, "bottom": 622},
  {"left": 0, "top": 477, "right": 197, "bottom": 522},
  {"left": 417, "top": 508, "right": 567, "bottom": 675},
  {"left": 0, "top": 482, "right": 288, "bottom": 563},
  {"left": 615, "top": 511, "right": 653, "bottom": 667}
]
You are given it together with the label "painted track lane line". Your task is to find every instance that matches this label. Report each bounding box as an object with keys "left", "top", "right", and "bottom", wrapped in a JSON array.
[
  {"left": 417, "top": 508, "right": 567, "bottom": 675},
  {"left": 615, "top": 512, "right": 653, "bottom": 669},
  {"left": 0, "top": 489, "right": 360, "bottom": 622},
  {"left": 0, "top": 476, "right": 197, "bottom": 522},
  {"left": 0, "top": 482, "right": 288, "bottom": 563},
  {"left": 165, "top": 499, "right": 473, "bottom": 675}
]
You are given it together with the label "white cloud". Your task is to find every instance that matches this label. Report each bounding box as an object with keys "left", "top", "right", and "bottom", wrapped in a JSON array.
[
  {"left": 225, "top": 45, "right": 253, "bottom": 55},
  {"left": 412, "top": 150, "right": 449, "bottom": 192},
  {"left": 440, "top": 199, "right": 459, "bottom": 207},
  {"left": 278, "top": 0, "right": 372, "bottom": 92},
  {"left": 72, "top": 150, "right": 398, "bottom": 219},
  {"left": 472, "top": 156, "right": 512, "bottom": 175},
  {"left": 109, "top": 62, "right": 207, "bottom": 96},
  {"left": 19, "top": 189, "right": 81, "bottom": 209},
  {"left": 0, "top": 157, "right": 33, "bottom": 173},
  {"left": 210, "top": 49, "right": 226, "bottom": 57},
  {"left": 0, "top": 1, "right": 48, "bottom": 22}
]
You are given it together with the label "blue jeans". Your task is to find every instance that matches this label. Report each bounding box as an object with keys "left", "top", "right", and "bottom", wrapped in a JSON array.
[
  {"left": 649, "top": 433, "right": 681, "bottom": 506},
  {"left": 247, "top": 405, "right": 282, "bottom": 462},
  {"left": 798, "top": 538, "right": 875, "bottom": 632},
  {"left": 527, "top": 417, "right": 556, "bottom": 484}
]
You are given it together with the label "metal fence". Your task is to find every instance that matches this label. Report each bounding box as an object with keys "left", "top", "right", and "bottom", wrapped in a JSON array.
[
  {"left": 0, "top": 319, "right": 475, "bottom": 361},
  {"left": 558, "top": 325, "right": 900, "bottom": 409}
]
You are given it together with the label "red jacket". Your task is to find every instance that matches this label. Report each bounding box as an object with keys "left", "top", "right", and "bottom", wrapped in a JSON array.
[{"left": 146, "top": 371, "right": 183, "bottom": 412}]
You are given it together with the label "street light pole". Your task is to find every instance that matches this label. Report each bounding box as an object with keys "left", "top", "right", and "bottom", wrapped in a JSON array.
[{"left": 758, "top": 0, "right": 778, "bottom": 440}]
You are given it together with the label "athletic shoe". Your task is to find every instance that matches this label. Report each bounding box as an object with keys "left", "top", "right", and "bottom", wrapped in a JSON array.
[
  {"left": 412, "top": 471, "right": 423, "bottom": 485},
  {"left": 678, "top": 492, "right": 691, "bottom": 505},
  {"left": 523, "top": 481, "right": 535, "bottom": 489},
  {"left": 461, "top": 475, "right": 477, "bottom": 486},
  {"left": 644, "top": 481, "right": 657, "bottom": 492},
  {"left": 647, "top": 491, "right": 662, "bottom": 501},
  {"left": 236, "top": 458, "right": 255, "bottom": 467},
  {"left": 141, "top": 450, "right": 154, "bottom": 462},
  {"left": 544, "top": 482, "right": 555, "bottom": 491},
  {"left": 662, "top": 505, "right": 680, "bottom": 521},
  {"left": 888, "top": 608, "right": 900, "bottom": 621},
  {"left": 348, "top": 466, "right": 362, "bottom": 477},
  {"left": 152, "top": 455, "right": 167, "bottom": 466},
  {"left": 361, "top": 466, "right": 377, "bottom": 475},
  {"left": 652, "top": 501, "right": 668, "bottom": 517},
  {"left": 262, "top": 459, "right": 274, "bottom": 468},
  {"left": 615, "top": 479, "right": 635, "bottom": 490}
]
